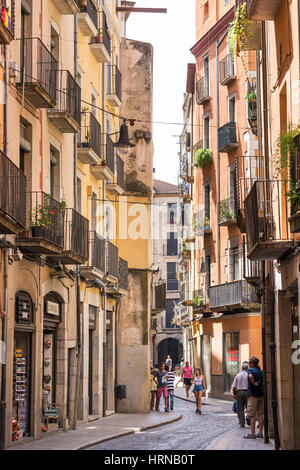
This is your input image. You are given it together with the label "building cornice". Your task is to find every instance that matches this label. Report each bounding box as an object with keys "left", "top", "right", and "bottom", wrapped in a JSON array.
[{"left": 190, "top": 7, "right": 235, "bottom": 58}]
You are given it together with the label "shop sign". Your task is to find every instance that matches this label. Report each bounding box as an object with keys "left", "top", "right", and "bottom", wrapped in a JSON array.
[
  {"left": 15, "top": 349, "right": 23, "bottom": 358},
  {"left": 227, "top": 349, "right": 239, "bottom": 365},
  {"left": 46, "top": 301, "right": 60, "bottom": 317},
  {"left": 89, "top": 306, "right": 97, "bottom": 330}
]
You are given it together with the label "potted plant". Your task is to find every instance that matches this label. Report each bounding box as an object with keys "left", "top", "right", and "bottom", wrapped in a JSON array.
[
  {"left": 30, "top": 195, "right": 55, "bottom": 238},
  {"left": 95, "top": 29, "right": 103, "bottom": 43},
  {"left": 220, "top": 198, "right": 234, "bottom": 221},
  {"left": 203, "top": 216, "right": 210, "bottom": 230},
  {"left": 286, "top": 183, "right": 300, "bottom": 211},
  {"left": 82, "top": 129, "right": 91, "bottom": 148},
  {"left": 194, "top": 148, "right": 213, "bottom": 169}
]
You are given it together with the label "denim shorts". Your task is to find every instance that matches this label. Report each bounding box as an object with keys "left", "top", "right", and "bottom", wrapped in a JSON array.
[{"left": 193, "top": 385, "right": 204, "bottom": 393}]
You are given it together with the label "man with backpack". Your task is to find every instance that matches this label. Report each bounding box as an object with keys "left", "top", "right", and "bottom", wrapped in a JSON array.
[{"left": 244, "top": 356, "right": 264, "bottom": 439}]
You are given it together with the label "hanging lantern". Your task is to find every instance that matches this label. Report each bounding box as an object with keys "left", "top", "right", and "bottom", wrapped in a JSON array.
[{"left": 113, "top": 120, "right": 136, "bottom": 149}]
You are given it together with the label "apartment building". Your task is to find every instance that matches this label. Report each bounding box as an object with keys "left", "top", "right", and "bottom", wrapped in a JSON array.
[
  {"left": 152, "top": 179, "right": 183, "bottom": 368},
  {"left": 178, "top": 0, "right": 263, "bottom": 400},
  {"left": 241, "top": 0, "right": 300, "bottom": 450}
]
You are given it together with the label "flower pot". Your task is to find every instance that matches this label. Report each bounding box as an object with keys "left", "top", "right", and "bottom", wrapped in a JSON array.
[
  {"left": 31, "top": 226, "right": 45, "bottom": 238},
  {"left": 19, "top": 229, "right": 31, "bottom": 238},
  {"left": 77, "top": 142, "right": 82, "bottom": 148}
]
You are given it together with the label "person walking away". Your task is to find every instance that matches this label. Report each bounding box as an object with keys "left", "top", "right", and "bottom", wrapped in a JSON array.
[
  {"left": 166, "top": 365, "right": 175, "bottom": 410},
  {"left": 231, "top": 362, "right": 249, "bottom": 427},
  {"left": 244, "top": 356, "right": 264, "bottom": 439},
  {"left": 150, "top": 368, "right": 158, "bottom": 411},
  {"left": 166, "top": 355, "right": 172, "bottom": 370},
  {"left": 182, "top": 361, "right": 193, "bottom": 398},
  {"left": 155, "top": 363, "right": 169, "bottom": 412},
  {"left": 193, "top": 368, "right": 206, "bottom": 414}
]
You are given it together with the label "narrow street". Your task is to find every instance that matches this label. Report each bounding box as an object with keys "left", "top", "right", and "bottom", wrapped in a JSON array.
[{"left": 88, "top": 396, "right": 271, "bottom": 451}]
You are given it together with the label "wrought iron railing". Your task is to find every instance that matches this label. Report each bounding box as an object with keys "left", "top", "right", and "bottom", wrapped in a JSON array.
[
  {"left": 18, "top": 37, "right": 58, "bottom": 104},
  {"left": 88, "top": 231, "right": 106, "bottom": 272},
  {"left": 64, "top": 208, "right": 89, "bottom": 260},
  {"left": 106, "top": 240, "right": 119, "bottom": 278},
  {"left": 116, "top": 155, "right": 124, "bottom": 189},
  {"left": 53, "top": 70, "right": 81, "bottom": 126},
  {"left": 209, "top": 280, "right": 258, "bottom": 309},
  {"left": 27, "top": 191, "right": 64, "bottom": 247},
  {"left": 242, "top": 236, "right": 261, "bottom": 283},
  {"left": 291, "top": 134, "right": 300, "bottom": 215},
  {"left": 105, "top": 135, "right": 115, "bottom": 174},
  {"left": 79, "top": 112, "right": 101, "bottom": 159},
  {"left": 80, "top": 0, "right": 98, "bottom": 29},
  {"left": 90, "top": 11, "right": 111, "bottom": 54},
  {"left": 119, "top": 257, "right": 128, "bottom": 291},
  {"left": 218, "top": 122, "right": 237, "bottom": 152},
  {"left": 0, "top": 151, "right": 26, "bottom": 228},
  {"left": 244, "top": 180, "right": 292, "bottom": 253},
  {"left": 219, "top": 54, "right": 235, "bottom": 84},
  {"left": 196, "top": 76, "right": 210, "bottom": 104},
  {"left": 107, "top": 65, "right": 121, "bottom": 101},
  {"left": 235, "top": 155, "right": 265, "bottom": 214}
]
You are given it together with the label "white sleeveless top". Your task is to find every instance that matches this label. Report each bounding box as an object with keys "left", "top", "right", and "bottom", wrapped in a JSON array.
[{"left": 194, "top": 376, "right": 203, "bottom": 386}]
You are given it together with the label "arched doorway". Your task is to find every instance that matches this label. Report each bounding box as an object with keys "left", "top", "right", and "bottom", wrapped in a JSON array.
[{"left": 157, "top": 338, "right": 183, "bottom": 368}]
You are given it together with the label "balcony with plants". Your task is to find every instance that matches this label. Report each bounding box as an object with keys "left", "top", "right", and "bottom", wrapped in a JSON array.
[
  {"left": 90, "top": 12, "right": 111, "bottom": 63},
  {"left": 90, "top": 134, "right": 115, "bottom": 180},
  {"left": 284, "top": 132, "right": 300, "bottom": 233},
  {"left": 16, "top": 192, "right": 65, "bottom": 255},
  {"left": 48, "top": 70, "right": 81, "bottom": 133},
  {"left": 16, "top": 38, "right": 58, "bottom": 109},
  {"left": 55, "top": 0, "right": 80, "bottom": 15},
  {"left": 78, "top": 0, "right": 98, "bottom": 36},
  {"left": 0, "top": 0, "right": 15, "bottom": 44},
  {"left": 0, "top": 151, "right": 26, "bottom": 235},
  {"left": 77, "top": 111, "right": 102, "bottom": 165},
  {"left": 209, "top": 279, "right": 260, "bottom": 313}
]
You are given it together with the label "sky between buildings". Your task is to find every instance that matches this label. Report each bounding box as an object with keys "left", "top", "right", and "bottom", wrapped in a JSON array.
[{"left": 126, "top": 0, "right": 196, "bottom": 185}]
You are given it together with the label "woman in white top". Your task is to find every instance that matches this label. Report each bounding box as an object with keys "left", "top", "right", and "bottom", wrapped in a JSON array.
[{"left": 192, "top": 368, "right": 206, "bottom": 414}]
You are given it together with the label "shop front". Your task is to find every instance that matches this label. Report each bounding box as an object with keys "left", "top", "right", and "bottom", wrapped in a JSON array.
[
  {"left": 12, "top": 291, "right": 35, "bottom": 442},
  {"left": 42, "top": 292, "right": 63, "bottom": 431},
  {"left": 88, "top": 305, "right": 97, "bottom": 416}
]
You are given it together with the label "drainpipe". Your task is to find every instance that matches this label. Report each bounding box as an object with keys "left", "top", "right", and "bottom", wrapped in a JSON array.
[
  {"left": 0, "top": 249, "right": 8, "bottom": 450},
  {"left": 102, "top": 286, "right": 107, "bottom": 417},
  {"left": 114, "top": 296, "right": 120, "bottom": 413},
  {"left": 216, "top": 40, "right": 221, "bottom": 284}
]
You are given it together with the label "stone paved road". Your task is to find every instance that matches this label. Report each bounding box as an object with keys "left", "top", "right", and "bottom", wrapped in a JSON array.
[{"left": 88, "top": 398, "right": 238, "bottom": 451}]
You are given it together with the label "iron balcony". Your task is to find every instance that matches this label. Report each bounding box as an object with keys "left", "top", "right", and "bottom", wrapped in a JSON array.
[
  {"left": 218, "top": 122, "right": 238, "bottom": 153},
  {"left": 196, "top": 76, "right": 210, "bottom": 105},
  {"left": 106, "top": 65, "right": 122, "bottom": 107},
  {"left": 209, "top": 280, "right": 260, "bottom": 312},
  {"left": 218, "top": 196, "right": 237, "bottom": 226},
  {"left": 244, "top": 180, "right": 294, "bottom": 260},
  {"left": 16, "top": 38, "right": 58, "bottom": 109},
  {"left": 90, "top": 12, "right": 111, "bottom": 63},
  {"left": 55, "top": 0, "right": 80, "bottom": 15},
  {"left": 90, "top": 134, "right": 115, "bottom": 180},
  {"left": 0, "top": 151, "right": 26, "bottom": 234},
  {"left": 119, "top": 257, "right": 128, "bottom": 292},
  {"left": 106, "top": 240, "right": 119, "bottom": 282},
  {"left": 247, "top": 0, "right": 283, "bottom": 21},
  {"left": 80, "top": 231, "right": 106, "bottom": 281},
  {"left": 288, "top": 134, "right": 300, "bottom": 233},
  {"left": 78, "top": 0, "right": 98, "bottom": 36},
  {"left": 48, "top": 70, "right": 81, "bottom": 133},
  {"left": 77, "top": 112, "right": 102, "bottom": 165},
  {"left": 16, "top": 191, "right": 65, "bottom": 255},
  {"left": 219, "top": 54, "right": 236, "bottom": 86}
]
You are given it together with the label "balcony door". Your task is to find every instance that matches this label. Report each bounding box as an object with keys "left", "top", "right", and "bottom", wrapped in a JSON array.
[{"left": 223, "top": 332, "right": 240, "bottom": 393}]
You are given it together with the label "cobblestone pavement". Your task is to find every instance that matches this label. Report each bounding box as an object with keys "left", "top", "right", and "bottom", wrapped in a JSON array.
[{"left": 88, "top": 397, "right": 245, "bottom": 451}]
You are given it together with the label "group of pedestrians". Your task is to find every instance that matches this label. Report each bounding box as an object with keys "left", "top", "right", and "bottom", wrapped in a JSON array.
[
  {"left": 231, "top": 356, "right": 265, "bottom": 439},
  {"left": 150, "top": 357, "right": 207, "bottom": 414}
]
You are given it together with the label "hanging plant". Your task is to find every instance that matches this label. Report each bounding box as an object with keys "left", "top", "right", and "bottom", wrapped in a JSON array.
[
  {"left": 286, "top": 183, "right": 300, "bottom": 209},
  {"left": 274, "top": 123, "right": 300, "bottom": 175},
  {"left": 194, "top": 148, "right": 213, "bottom": 169},
  {"left": 228, "top": 2, "right": 252, "bottom": 71}
]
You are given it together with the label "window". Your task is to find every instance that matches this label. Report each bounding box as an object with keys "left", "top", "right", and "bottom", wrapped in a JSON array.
[
  {"left": 223, "top": 332, "right": 240, "bottom": 393},
  {"left": 49, "top": 146, "right": 60, "bottom": 201},
  {"left": 167, "top": 232, "right": 178, "bottom": 256},
  {"left": 232, "top": 248, "right": 240, "bottom": 281},
  {"left": 203, "top": 114, "right": 210, "bottom": 149},
  {"left": 168, "top": 203, "right": 177, "bottom": 225},
  {"left": 203, "top": 1, "right": 209, "bottom": 21},
  {"left": 167, "top": 262, "right": 178, "bottom": 291},
  {"left": 228, "top": 94, "right": 236, "bottom": 122},
  {"left": 203, "top": 55, "right": 209, "bottom": 95},
  {"left": 91, "top": 192, "right": 97, "bottom": 231},
  {"left": 204, "top": 183, "right": 210, "bottom": 220},
  {"left": 205, "top": 255, "right": 211, "bottom": 287},
  {"left": 165, "top": 299, "right": 179, "bottom": 329}
]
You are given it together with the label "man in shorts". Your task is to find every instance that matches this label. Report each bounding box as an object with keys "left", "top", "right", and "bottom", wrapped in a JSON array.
[
  {"left": 155, "top": 363, "right": 169, "bottom": 412},
  {"left": 182, "top": 361, "right": 193, "bottom": 398},
  {"left": 244, "top": 356, "right": 264, "bottom": 439}
]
